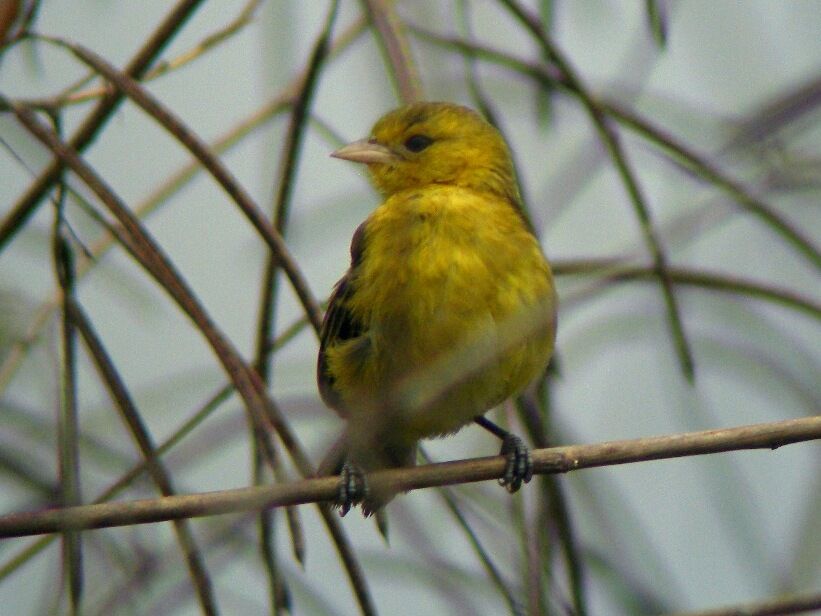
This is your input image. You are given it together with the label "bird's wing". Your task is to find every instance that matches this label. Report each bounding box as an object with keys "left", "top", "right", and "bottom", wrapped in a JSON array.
[{"left": 317, "top": 222, "right": 369, "bottom": 414}]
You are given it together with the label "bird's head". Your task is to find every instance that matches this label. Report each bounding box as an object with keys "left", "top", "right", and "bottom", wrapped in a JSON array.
[{"left": 332, "top": 102, "right": 520, "bottom": 201}]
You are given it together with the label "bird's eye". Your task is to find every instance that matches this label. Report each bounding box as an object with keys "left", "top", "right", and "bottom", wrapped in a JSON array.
[{"left": 403, "top": 134, "right": 433, "bottom": 153}]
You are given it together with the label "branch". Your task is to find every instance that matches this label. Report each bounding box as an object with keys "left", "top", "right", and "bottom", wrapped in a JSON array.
[
  {"left": 2, "top": 417, "right": 817, "bottom": 537},
  {"left": 363, "top": 0, "right": 424, "bottom": 103},
  {"left": 666, "top": 592, "right": 821, "bottom": 616}
]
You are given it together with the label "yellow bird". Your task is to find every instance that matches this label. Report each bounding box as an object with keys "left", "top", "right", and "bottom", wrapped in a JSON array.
[{"left": 318, "top": 102, "right": 557, "bottom": 514}]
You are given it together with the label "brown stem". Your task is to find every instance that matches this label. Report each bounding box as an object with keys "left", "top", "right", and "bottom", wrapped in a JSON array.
[{"left": 2, "top": 417, "right": 817, "bottom": 537}]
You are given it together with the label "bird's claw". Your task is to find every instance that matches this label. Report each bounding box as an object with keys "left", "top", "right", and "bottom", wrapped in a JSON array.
[
  {"left": 337, "top": 463, "right": 368, "bottom": 516},
  {"left": 498, "top": 434, "right": 533, "bottom": 492}
]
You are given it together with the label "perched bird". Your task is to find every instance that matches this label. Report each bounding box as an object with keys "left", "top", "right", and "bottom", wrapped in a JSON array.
[{"left": 318, "top": 102, "right": 557, "bottom": 515}]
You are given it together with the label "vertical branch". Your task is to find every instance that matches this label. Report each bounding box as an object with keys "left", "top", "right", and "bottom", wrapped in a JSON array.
[
  {"left": 645, "top": 0, "right": 668, "bottom": 47},
  {"left": 50, "top": 140, "right": 83, "bottom": 612},
  {"left": 67, "top": 301, "right": 218, "bottom": 615},
  {"left": 255, "top": 0, "right": 337, "bottom": 383},
  {"left": 362, "top": 0, "right": 424, "bottom": 103},
  {"left": 519, "top": 389, "right": 589, "bottom": 616},
  {"left": 251, "top": 2, "right": 339, "bottom": 607}
]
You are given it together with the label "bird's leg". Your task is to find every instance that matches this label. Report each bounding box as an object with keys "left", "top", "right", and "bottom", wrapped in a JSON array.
[
  {"left": 337, "top": 462, "right": 368, "bottom": 516},
  {"left": 474, "top": 415, "right": 533, "bottom": 492}
]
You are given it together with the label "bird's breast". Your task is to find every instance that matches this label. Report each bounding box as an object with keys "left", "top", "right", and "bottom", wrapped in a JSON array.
[{"left": 349, "top": 186, "right": 555, "bottom": 375}]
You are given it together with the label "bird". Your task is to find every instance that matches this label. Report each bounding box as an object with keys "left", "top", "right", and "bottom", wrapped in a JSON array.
[{"left": 317, "top": 102, "right": 557, "bottom": 516}]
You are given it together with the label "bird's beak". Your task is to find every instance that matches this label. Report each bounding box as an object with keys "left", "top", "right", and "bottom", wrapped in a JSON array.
[{"left": 331, "top": 138, "right": 397, "bottom": 164}]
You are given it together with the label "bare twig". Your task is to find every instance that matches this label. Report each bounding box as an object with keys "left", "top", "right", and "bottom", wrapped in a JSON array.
[
  {"left": 454, "top": 0, "right": 536, "bottom": 233},
  {"left": 52, "top": 160, "right": 83, "bottom": 613},
  {"left": 517, "top": 393, "right": 588, "bottom": 616},
  {"left": 250, "top": 0, "right": 339, "bottom": 602},
  {"left": 363, "top": 0, "right": 423, "bottom": 103},
  {"left": 603, "top": 101, "right": 821, "bottom": 270},
  {"left": 2, "top": 417, "right": 817, "bottom": 537},
  {"left": 256, "top": 0, "right": 337, "bottom": 378},
  {"left": 2, "top": 0, "right": 263, "bottom": 112},
  {"left": 551, "top": 261, "right": 821, "bottom": 320},
  {"left": 645, "top": 0, "right": 668, "bottom": 48},
  {"left": 0, "top": 0, "right": 20, "bottom": 44},
  {"left": 665, "top": 592, "right": 821, "bottom": 616},
  {"left": 418, "top": 447, "right": 523, "bottom": 616}
]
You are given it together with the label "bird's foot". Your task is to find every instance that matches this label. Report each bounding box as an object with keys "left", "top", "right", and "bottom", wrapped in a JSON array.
[
  {"left": 336, "top": 462, "right": 368, "bottom": 516},
  {"left": 498, "top": 434, "right": 533, "bottom": 493}
]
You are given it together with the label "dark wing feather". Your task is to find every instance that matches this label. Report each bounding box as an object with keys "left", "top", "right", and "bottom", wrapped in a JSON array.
[{"left": 317, "top": 222, "right": 369, "bottom": 414}]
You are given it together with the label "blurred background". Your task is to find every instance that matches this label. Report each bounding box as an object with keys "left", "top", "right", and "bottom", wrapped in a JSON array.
[{"left": 0, "top": 1, "right": 819, "bottom": 614}]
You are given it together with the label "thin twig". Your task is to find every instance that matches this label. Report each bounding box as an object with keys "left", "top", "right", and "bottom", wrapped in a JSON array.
[
  {"left": 52, "top": 149, "right": 83, "bottom": 613},
  {"left": 645, "top": 0, "right": 667, "bottom": 48},
  {"left": 518, "top": 394, "right": 587, "bottom": 616},
  {"left": 665, "top": 592, "right": 821, "bottom": 616},
  {"left": 727, "top": 74, "right": 821, "bottom": 150},
  {"left": 2, "top": 417, "right": 817, "bottom": 537},
  {"left": 3, "top": 0, "right": 263, "bottom": 112},
  {"left": 362, "top": 0, "right": 423, "bottom": 103},
  {"left": 419, "top": 447, "right": 523, "bottom": 616},
  {"left": 256, "top": 0, "right": 338, "bottom": 376},
  {"left": 454, "top": 0, "right": 536, "bottom": 233},
  {"left": 551, "top": 260, "right": 821, "bottom": 320},
  {"left": 0, "top": 0, "right": 20, "bottom": 44},
  {"left": 250, "top": 1, "right": 339, "bottom": 595},
  {"left": 143, "top": 0, "right": 263, "bottom": 83},
  {"left": 602, "top": 101, "right": 821, "bottom": 269}
]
